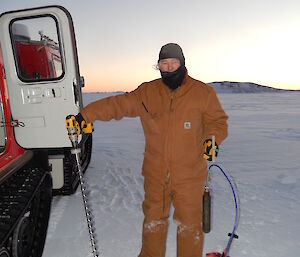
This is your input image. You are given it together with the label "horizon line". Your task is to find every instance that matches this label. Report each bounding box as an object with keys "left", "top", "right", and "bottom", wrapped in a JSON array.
[{"left": 83, "top": 81, "right": 300, "bottom": 93}]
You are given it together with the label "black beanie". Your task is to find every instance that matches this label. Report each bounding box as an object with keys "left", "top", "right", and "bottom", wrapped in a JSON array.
[{"left": 158, "top": 43, "right": 185, "bottom": 65}]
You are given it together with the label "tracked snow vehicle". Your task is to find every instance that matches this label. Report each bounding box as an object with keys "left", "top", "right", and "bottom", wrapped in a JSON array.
[{"left": 0, "top": 6, "right": 92, "bottom": 256}]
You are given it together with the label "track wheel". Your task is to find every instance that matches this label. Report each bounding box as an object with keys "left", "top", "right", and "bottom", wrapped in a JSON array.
[
  {"left": 12, "top": 217, "right": 30, "bottom": 257},
  {"left": 0, "top": 248, "right": 10, "bottom": 257}
]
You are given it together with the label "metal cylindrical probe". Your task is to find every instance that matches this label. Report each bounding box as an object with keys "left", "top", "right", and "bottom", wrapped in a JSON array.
[{"left": 202, "top": 186, "right": 211, "bottom": 233}]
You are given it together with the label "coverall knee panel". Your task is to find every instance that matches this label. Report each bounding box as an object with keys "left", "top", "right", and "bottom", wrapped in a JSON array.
[
  {"left": 177, "top": 225, "right": 204, "bottom": 257},
  {"left": 139, "top": 219, "right": 168, "bottom": 257}
]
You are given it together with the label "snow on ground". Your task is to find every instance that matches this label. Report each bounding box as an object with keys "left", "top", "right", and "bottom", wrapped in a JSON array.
[{"left": 43, "top": 91, "right": 300, "bottom": 257}]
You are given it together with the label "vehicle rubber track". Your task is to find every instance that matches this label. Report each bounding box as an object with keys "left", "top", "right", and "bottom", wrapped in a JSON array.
[{"left": 0, "top": 167, "right": 46, "bottom": 249}]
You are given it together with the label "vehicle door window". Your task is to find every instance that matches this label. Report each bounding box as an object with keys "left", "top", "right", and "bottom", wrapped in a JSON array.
[{"left": 10, "top": 16, "right": 64, "bottom": 82}]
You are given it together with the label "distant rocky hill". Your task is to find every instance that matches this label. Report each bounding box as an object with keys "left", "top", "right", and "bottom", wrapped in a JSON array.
[
  {"left": 85, "top": 82, "right": 299, "bottom": 95},
  {"left": 208, "top": 81, "right": 300, "bottom": 93}
]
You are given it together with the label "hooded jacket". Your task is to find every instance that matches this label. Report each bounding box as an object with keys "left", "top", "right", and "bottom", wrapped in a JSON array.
[{"left": 81, "top": 75, "right": 228, "bottom": 185}]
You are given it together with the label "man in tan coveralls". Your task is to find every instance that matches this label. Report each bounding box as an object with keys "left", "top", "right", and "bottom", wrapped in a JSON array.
[{"left": 76, "top": 43, "right": 228, "bottom": 257}]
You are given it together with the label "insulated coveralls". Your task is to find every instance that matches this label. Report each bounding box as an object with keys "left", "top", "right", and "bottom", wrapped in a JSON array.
[{"left": 81, "top": 75, "right": 228, "bottom": 257}]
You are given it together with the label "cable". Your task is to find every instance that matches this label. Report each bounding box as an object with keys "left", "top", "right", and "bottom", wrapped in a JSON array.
[{"left": 209, "top": 164, "right": 240, "bottom": 257}]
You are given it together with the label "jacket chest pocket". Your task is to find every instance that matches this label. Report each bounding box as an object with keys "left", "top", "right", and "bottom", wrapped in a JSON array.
[{"left": 182, "top": 109, "right": 202, "bottom": 133}]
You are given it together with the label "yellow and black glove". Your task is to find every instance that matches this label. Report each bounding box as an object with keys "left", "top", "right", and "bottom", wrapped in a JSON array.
[
  {"left": 75, "top": 113, "right": 93, "bottom": 134},
  {"left": 203, "top": 139, "right": 219, "bottom": 161}
]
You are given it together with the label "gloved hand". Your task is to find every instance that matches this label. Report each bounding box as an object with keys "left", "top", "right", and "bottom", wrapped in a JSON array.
[
  {"left": 203, "top": 139, "right": 219, "bottom": 161},
  {"left": 75, "top": 113, "right": 93, "bottom": 134},
  {"left": 74, "top": 113, "right": 85, "bottom": 132}
]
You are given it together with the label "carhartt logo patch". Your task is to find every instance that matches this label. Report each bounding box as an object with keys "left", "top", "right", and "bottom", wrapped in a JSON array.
[{"left": 184, "top": 121, "right": 191, "bottom": 129}]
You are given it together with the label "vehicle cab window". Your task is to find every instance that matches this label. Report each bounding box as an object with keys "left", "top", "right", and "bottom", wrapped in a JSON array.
[{"left": 10, "top": 16, "right": 64, "bottom": 82}]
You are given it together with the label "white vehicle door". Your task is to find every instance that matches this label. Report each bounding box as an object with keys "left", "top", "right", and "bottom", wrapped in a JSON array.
[{"left": 0, "top": 6, "right": 83, "bottom": 148}]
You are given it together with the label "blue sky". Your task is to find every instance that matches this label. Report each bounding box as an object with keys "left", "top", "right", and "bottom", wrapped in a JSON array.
[{"left": 1, "top": 0, "right": 300, "bottom": 91}]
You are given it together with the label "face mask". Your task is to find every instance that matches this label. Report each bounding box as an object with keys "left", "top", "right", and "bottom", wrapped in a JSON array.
[{"left": 160, "top": 65, "right": 186, "bottom": 90}]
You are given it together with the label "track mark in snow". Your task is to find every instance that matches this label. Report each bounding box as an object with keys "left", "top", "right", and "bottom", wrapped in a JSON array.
[
  {"left": 86, "top": 165, "right": 144, "bottom": 213},
  {"left": 46, "top": 196, "right": 69, "bottom": 239}
]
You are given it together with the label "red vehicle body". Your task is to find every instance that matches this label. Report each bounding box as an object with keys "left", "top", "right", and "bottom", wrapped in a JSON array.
[{"left": 0, "top": 46, "right": 25, "bottom": 175}]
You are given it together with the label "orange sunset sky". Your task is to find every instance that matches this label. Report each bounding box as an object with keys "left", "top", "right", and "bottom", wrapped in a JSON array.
[{"left": 1, "top": 0, "right": 300, "bottom": 92}]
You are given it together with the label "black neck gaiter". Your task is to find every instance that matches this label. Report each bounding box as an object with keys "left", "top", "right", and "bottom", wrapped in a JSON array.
[{"left": 160, "top": 65, "right": 187, "bottom": 90}]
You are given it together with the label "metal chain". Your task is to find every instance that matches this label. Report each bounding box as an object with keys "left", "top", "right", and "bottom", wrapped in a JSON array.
[{"left": 73, "top": 149, "right": 99, "bottom": 257}]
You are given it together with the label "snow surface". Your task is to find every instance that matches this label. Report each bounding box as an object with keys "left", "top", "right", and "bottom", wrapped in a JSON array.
[{"left": 43, "top": 89, "right": 300, "bottom": 257}]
